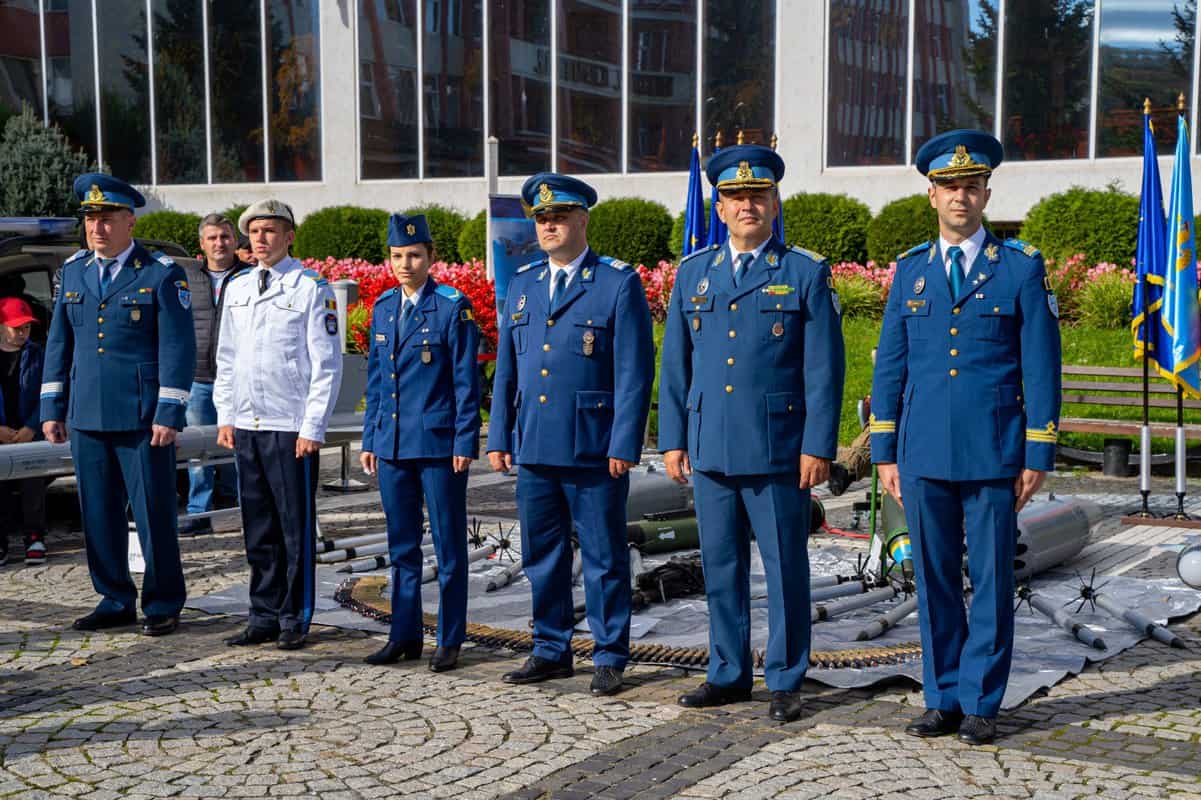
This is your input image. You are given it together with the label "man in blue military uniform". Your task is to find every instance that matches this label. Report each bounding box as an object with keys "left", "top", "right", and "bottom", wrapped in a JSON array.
[
  {"left": 41, "top": 173, "right": 196, "bottom": 636},
  {"left": 487, "top": 173, "right": 655, "bottom": 696},
  {"left": 360, "top": 214, "right": 480, "bottom": 672},
  {"left": 658, "top": 144, "right": 845, "bottom": 722},
  {"left": 871, "top": 130, "right": 1062, "bottom": 744}
]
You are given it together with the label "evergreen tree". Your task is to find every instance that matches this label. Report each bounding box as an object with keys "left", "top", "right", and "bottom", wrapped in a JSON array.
[{"left": 0, "top": 105, "right": 93, "bottom": 217}]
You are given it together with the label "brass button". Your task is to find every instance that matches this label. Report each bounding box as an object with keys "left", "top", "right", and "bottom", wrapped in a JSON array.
[
  {"left": 1017, "top": 395, "right": 1022, "bottom": 401},
  {"left": 729, "top": 303, "right": 737, "bottom": 311},
  {"left": 952, "top": 307, "right": 961, "bottom": 315},
  {"left": 587, "top": 319, "right": 593, "bottom": 325},
  {"left": 391, "top": 392, "right": 397, "bottom": 399},
  {"left": 543, "top": 343, "right": 551, "bottom": 351},
  {"left": 254, "top": 417, "right": 260, "bottom": 422},
  {"left": 539, "top": 394, "right": 547, "bottom": 404},
  {"left": 390, "top": 354, "right": 395, "bottom": 360},
  {"left": 97, "top": 332, "right": 104, "bottom": 339},
  {"left": 776, "top": 303, "right": 782, "bottom": 310},
  {"left": 725, "top": 385, "right": 733, "bottom": 393},
  {"left": 950, "top": 327, "right": 959, "bottom": 336},
  {"left": 540, "top": 368, "right": 549, "bottom": 377},
  {"left": 392, "top": 413, "right": 397, "bottom": 419},
  {"left": 96, "top": 347, "right": 104, "bottom": 353},
  {"left": 391, "top": 373, "right": 396, "bottom": 379},
  {"left": 596, "top": 401, "right": 604, "bottom": 408},
  {"left": 727, "top": 357, "right": 735, "bottom": 366},
  {"left": 97, "top": 317, "right": 104, "bottom": 324},
  {"left": 949, "top": 368, "right": 958, "bottom": 377},
  {"left": 99, "top": 303, "right": 106, "bottom": 309},
  {"left": 950, "top": 348, "right": 958, "bottom": 356},
  {"left": 547, "top": 319, "right": 555, "bottom": 327},
  {"left": 728, "top": 330, "right": 736, "bottom": 339},
  {"left": 422, "top": 339, "right": 429, "bottom": 344},
  {"left": 787, "top": 404, "right": 793, "bottom": 412},
  {"left": 993, "top": 306, "right": 1000, "bottom": 313}
]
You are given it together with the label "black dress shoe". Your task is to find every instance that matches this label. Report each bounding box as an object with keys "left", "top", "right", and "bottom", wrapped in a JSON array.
[
  {"left": 225, "top": 626, "right": 280, "bottom": 646},
  {"left": 72, "top": 609, "right": 137, "bottom": 631},
  {"left": 590, "top": 666, "right": 624, "bottom": 696},
  {"left": 502, "top": 656, "right": 573, "bottom": 685},
  {"left": 677, "top": 682, "right": 753, "bottom": 708},
  {"left": 769, "top": 690, "right": 803, "bottom": 722},
  {"left": 428, "top": 645, "right": 460, "bottom": 672},
  {"left": 276, "top": 630, "right": 307, "bottom": 650},
  {"left": 365, "top": 639, "right": 423, "bottom": 665},
  {"left": 141, "top": 615, "right": 179, "bottom": 637},
  {"left": 957, "top": 715, "right": 998, "bottom": 745},
  {"left": 905, "top": 708, "right": 964, "bottom": 738}
]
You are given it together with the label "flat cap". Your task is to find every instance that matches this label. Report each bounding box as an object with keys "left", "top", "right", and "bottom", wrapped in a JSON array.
[
  {"left": 520, "top": 172, "right": 598, "bottom": 216},
  {"left": 706, "top": 145, "right": 785, "bottom": 191},
  {"left": 238, "top": 199, "right": 295, "bottom": 234},
  {"left": 915, "top": 129, "right": 1003, "bottom": 180}
]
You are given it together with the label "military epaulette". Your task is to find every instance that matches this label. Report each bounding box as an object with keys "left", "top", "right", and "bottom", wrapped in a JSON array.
[
  {"left": 598, "top": 256, "right": 630, "bottom": 271},
  {"left": 300, "top": 267, "right": 329, "bottom": 286},
  {"left": 516, "top": 259, "right": 546, "bottom": 275},
  {"left": 679, "top": 244, "right": 718, "bottom": 266},
  {"left": 152, "top": 252, "right": 175, "bottom": 267},
  {"left": 435, "top": 284, "right": 463, "bottom": 301},
  {"left": 789, "top": 245, "right": 827, "bottom": 263},
  {"left": 376, "top": 287, "right": 398, "bottom": 303},
  {"left": 1004, "top": 238, "right": 1041, "bottom": 258},
  {"left": 64, "top": 249, "right": 89, "bottom": 266},
  {"left": 897, "top": 241, "right": 933, "bottom": 261}
]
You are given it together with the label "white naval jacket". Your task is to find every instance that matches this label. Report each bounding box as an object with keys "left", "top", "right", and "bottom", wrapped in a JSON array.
[{"left": 213, "top": 256, "right": 343, "bottom": 442}]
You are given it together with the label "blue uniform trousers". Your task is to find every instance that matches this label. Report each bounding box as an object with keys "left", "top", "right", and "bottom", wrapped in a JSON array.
[
  {"left": 69, "top": 428, "right": 186, "bottom": 618},
  {"left": 900, "top": 475, "right": 1017, "bottom": 718},
  {"left": 234, "top": 430, "right": 318, "bottom": 634},
  {"left": 692, "top": 469, "right": 811, "bottom": 692},
  {"left": 517, "top": 465, "right": 631, "bottom": 668},
  {"left": 378, "top": 458, "right": 468, "bottom": 647}
]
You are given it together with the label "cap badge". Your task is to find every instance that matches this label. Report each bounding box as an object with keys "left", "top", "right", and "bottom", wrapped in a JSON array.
[
  {"left": 406, "top": 223, "right": 416, "bottom": 236},
  {"left": 539, "top": 183, "right": 554, "bottom": 203},
  {"left": 87, "top": 184, "right": 105, "bottom": 203},
  {"left": 735, "top": 161, "right": 754, "bottom": 181},
  {"left": 949, "top": 145, "right": 973, "bottom": 169}
]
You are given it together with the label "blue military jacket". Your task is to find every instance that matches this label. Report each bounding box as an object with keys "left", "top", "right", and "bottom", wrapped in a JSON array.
[
  {"left": 40, "top": 244, "right": 197, "bottom": 432},
  {"left": 487, "top": 248, "right": 655, "bottom": 468},
  {"left": 658, "top": 239, "right": 846, "bottom": 476},
  {"left": 870, "top": 233, "right": 1062, "bottom": 480},
  {"left": 362, "top": 279, "right": 481, "bottom": 460}
]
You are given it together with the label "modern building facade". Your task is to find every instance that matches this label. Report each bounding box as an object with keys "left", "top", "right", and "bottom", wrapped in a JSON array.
[{"left": 0, "top": 0, "right": 1195, "bottom": 223}]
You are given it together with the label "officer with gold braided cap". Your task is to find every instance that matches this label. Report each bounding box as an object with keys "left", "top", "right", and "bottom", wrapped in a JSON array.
[{"left": 871, "top": 129, "right": 1061, "bottom": 745}]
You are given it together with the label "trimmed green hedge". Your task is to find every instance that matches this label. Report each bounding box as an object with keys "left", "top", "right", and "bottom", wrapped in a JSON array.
[
  {"left": 1020, "top": 185, "right": 1139, "bottom": 265},
  {"left": 587, "top": 198, "right": 673, "bottom": 266},
  {"left": 458, "top": 210, "right": 487, "bottom": 263},
  {"left": 781, "top": 192, "right": 871, "bottom": 264},
  {"left": 401, "top": 204, "right": 466, "bottom": 263},
  {"left": 293, "top": 206, "right": 390, "bottom": 261},
  {"left": 135, "top": 210, "right": 202, "bottom": 255},
  {"left": 866, "top": 194, "right": 940, "bottom": 266}
]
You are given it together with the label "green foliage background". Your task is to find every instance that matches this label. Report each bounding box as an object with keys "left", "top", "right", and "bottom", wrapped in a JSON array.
[
  {"left": 458, "top": 210, "right": 488, "bottom": 262},
  {"left": 135, "top": 210, "right": 202, "bottom": 255},
  {"left": 865, "top": 194, "right": 941, "bottom": 266},
  {"left": 401, "top": 205, "right": 467, "bottom": 263},
  {"left": 587, "top": 198, "right": 673, "bottom": 266},
  {"left": 781, "top": 192, "right": 872, "bottom": 264},
  {"left": 1020, "top": 185, "right": 1139, "bottom": 265},
  {"left": 293, "top": 206, "right": 390, "bottom": 261},
  {"left": 0, "top": 105, "right": 92, "bottom": 217}
]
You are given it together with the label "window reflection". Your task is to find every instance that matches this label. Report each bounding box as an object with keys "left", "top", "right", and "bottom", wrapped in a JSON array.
[
  {"left": 0, "top": 1, "right": 43, "bottom": 121},
  {"left": 912, "top": 0, "right": 996, "bottom": 154},
  {"left": 1003, "top": 0, "right": 1094, "bottom": 160},
  {"left": 629, "top": 0, "right": 695, "bottom": 172},
  {"left": 360, "top": 0, "right": 418, "bottom": 179},
  {"left": 827, "top": 0, "right": 907, "bottom": 166},
  {"left": 489, "top": 0, "right": 550, "bottom": 175},
  {"left": 98, "top": 1, "right": 150, "bottom": 183},
  {"left": 704, "top": 0, "right": 774, "bottom": 154},
  {"left": 558, "top": 0, "right": 621, "bottom": 173},
  {"left": 44, "top": 2, "right": 96, "bottom": 165},
  {"left": 1097, "top": 1, "right": 1193, "bottom": 157},
  {"left": 209, "top": 0, "right": 263, "bottom": 182},
  {"left": 425, "top": 0, "right": 483, "bottom": 177},
  {"left": 267, "top": 0, "right": 321, "bottom": 181},
  {"left": 153, "top": 0, "right": 206, "bottom": 184}
]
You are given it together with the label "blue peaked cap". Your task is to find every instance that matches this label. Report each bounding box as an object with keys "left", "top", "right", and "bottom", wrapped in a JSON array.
[
  {"left": 73, "top": 172, "right": 146, "bottom": 212},
  {"left": 705, "top": 145, "right": 785, "bottom": 191},
  {"left": 915, "top": 129, "right": 1003, "bottom": 179},
  {"left": 388, "top": 214, "right": 432, "bottom": 247},
  {"left": 520, "top": 172, "right": 598, "bottom": 215}
]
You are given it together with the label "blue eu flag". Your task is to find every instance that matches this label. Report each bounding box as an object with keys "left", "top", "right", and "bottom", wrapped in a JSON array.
[
  {"left": 1133, "top": 109, "right": 1167, "bottom": 363},
  {"left": 1160, "top": 114, "right": 1201, "bottom": 398},
  {"left": 773, "top": 191, "right": 785, "bottom": 245},
  {"left": 682, "top": 141, "right": 707, "bottom": 257}
]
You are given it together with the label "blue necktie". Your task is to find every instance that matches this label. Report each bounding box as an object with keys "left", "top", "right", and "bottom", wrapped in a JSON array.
[
  {"left": 99, "top": 258, "right": 116, "bottom": 294},
  {"left": 551, "top": 269, "right": 568, "bottom": 313},
  {"left": 947, "top": 246, "right": 964, "bottom": 299},
  {"left": 734, "top": 252, "right": 753, "bottom": 287},
  {"left": 399, "top": 299, "right": 414, "bottom": 330}
]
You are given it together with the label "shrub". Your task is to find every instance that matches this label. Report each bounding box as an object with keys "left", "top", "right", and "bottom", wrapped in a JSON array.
[
  {"left": 668, "top": 199, "right": 711, "bottom": 261},
  {"left": 293, "top": 206, "right": 390, "bottom": 261},
  {"left": 866, "top": 194, "right": 941, "bottom": 266},
  {"left": 782, "top": 193, "right": 871, "bottom": 264},
  {"left": 457, "top": 210, "right": 487, "bottom": 263},
  {"left": 587, "top": 198, "right": 673, "bottom": 267},
  {"left": 0, "top": 104, "right": 92, "bottom": 217},
  {"left": 402, "top": 204, "right": 466, "bottom": 264},
  {"left": 222, "top": 204, "right": 249, "bottom": 231},
  {"left": 1044, "top": 253, "right": 1090, "bottom": 321},
  {"left": 832, "top": 274, "right": 885, "bottom": 320},
  {"left": 135, "top": 210, "right": 202, "bottom": 255},
  {"left": 1020, "top": 185, "right": 1139, "bottom": 265},
  {"left": 1075, "top": 263, "right": 1135, "bottom": 328}
]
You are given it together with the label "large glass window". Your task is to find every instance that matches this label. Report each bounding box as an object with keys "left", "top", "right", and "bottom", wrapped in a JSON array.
[
  {"left": 704, "top": 0, "right": 774, "bottom": 153},
  {"left": 266, "top": 0, "right": 321, "bottom": 181},
  {"left": 1097, "top": 1, "right": 1193, "bottom": 157},
  {"left": 45, "top": 2, "right": 96, "bottom": 165},
  {"left": 911, "top": 0, "right": 997, "bottom": 154},
  {"left": 827, "top": 0, "right": 906, "bottom": 166},
  {"left": 629, "top": 0, "right": 695, "bottom": 172},
  {"left": 0, "top": 1, "right": 43, "bottom": 122},
  {"left": 209, "top": 0, "right": 264, "bottom": 182},
  {"left": 97, "top": 2, "right": 150, "bottom": 183},
  {"left": 1002, "top": 0, "right": 1094, "bottom": 160},
  {"left": 557, "top": 0, "right": 621, "bottom": 173},
  {"left": 360, "top": 0, "right": 418, "bottom": 179},
  {"left": 425, "top": 0, "right": 484, "bottom": 176},
  {"left": 152, "top": 0, "right": 206, "bottom": 184},
  {"left": 490, "top": 0, "right": 551, "bottom": 175}
]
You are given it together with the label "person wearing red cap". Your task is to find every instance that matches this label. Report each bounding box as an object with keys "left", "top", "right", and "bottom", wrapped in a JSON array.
[{"left": 0, "top": 297, "right": 47, "bottom": 566}]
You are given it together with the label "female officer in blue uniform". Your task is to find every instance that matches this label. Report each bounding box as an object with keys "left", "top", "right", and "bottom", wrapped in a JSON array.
[{"left": 360, "top": 214, "right": 480, "bottom": 671}]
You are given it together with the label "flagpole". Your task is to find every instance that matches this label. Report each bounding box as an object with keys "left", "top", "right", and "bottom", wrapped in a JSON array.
[
  {"left": 1175, "top": 92, "right": 1191, "bottom": 520},
  {"left": 1137, "top": 97, "right": 1154, "bottom": 518}
]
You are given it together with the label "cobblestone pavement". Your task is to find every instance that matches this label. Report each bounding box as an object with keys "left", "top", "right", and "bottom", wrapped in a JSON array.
[{"left": 2, "top": 456, "right": 1200, "bottom": 798}]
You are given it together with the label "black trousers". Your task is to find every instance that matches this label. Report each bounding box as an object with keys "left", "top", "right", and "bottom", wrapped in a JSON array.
[
  {"left": 0, "top": 476, "right": 47, "bottom": 535},
  {"left": 234, "top": 429, "right": 318, "bottom": 634}
]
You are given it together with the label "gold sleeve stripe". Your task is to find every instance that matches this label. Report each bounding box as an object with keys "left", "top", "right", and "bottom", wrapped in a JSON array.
[
  {"left": 1026, "top": 430, "right": 1058, "bottom": 443},
  {"left": 869, "top": 422, "right": 897, "bottom": 433}
]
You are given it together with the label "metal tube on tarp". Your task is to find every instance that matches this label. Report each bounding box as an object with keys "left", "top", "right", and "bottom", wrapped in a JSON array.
[
  {"left": 1028, "top": 592, "right": 1106, "bottom": 651},
  {"left": 809, "top": 581, "right": 869, "bottom": 604},
  {"left": 812, "top": 586, "right": 897, "bottom": 622},
  {"left": 1094, "top": 593, "right": 1184, "bottom": 649},
  {"left": 485, "top": 559, "right": 525, "bottom": 592},
  {"left": 855, "top": 595, "right": 920, "bottom": 641}
]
